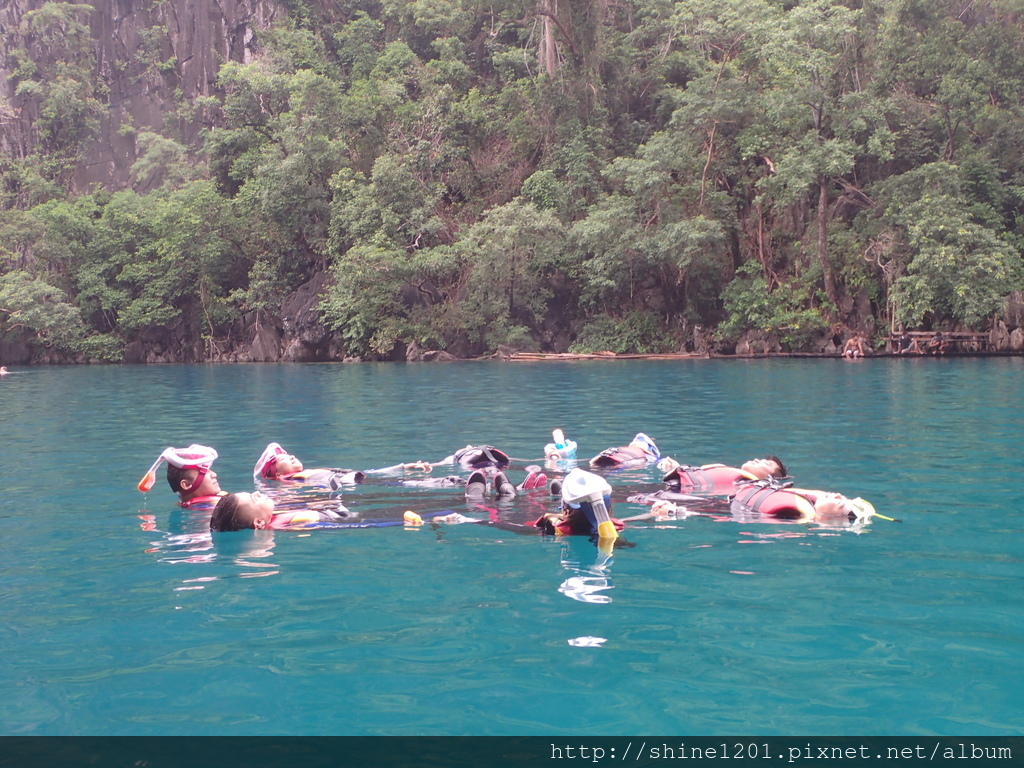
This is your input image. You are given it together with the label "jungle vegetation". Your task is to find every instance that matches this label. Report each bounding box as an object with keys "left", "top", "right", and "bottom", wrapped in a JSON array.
[{"left": 2, "top": 0, "right": 1024, "bottom": 360}]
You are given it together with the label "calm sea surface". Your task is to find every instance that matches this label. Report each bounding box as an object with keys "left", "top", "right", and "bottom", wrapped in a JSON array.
[{"left": 0, "top": 358, "right": 1022, "bottom": 736}]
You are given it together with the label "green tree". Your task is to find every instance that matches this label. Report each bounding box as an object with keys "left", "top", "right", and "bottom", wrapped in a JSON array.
[
  {"left": 0, "top": 270, "right": 84, "bottom": 350},
  {"left": 451, "top": 198, "right": 567, "bottom": 350},
  {"left": 868, "top": 163, "right": 1023, "bottom": 328}
]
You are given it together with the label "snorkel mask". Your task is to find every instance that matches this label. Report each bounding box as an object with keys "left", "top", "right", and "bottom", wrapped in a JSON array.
[
  {"left": 253, "top": 442, "right": 287, "bottom": 480},
  {"left": 138, "top": 444, "right": 219, "bottom": 493},
  {"left": 849, "top": 497, "right": 876, "bottom": 520},
  {"left": 561, "top": 468, "right": 617, "bottom": 542},
  {"left": 630, "top": 432, "right": 660, "bottom": 459},
  {"left": 544, "top": 429, "right": 578, "bottom": 460}
]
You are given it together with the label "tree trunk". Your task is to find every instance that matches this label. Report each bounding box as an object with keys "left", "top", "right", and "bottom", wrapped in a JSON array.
[
  {"left": 818, "top": 174, "right": 838, "bottom": 309},
  {"left": 541, "top": 0, "right": 558, "bottom": 76}
]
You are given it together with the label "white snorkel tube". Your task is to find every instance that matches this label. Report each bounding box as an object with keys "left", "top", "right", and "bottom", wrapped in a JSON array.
[{"left": 561, "top": 468, "right": 618, "bottom": 544}]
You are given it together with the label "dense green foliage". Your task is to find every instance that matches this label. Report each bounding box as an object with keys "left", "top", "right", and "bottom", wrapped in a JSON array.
[{"left": 3, "top": 0, "right": 1024, "bottom": 360}]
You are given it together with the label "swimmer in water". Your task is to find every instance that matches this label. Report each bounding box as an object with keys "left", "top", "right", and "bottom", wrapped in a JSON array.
[
  {"left": 729, "top": 482, "right": 877, "bottom": 522},
  {"left": 0, "top": 366, "right": 9, "bottom": 376},
  {"left": 255, "top": 442, "right": 492, "bottom": 493},
  {"left": 533, "top": 468, "right": 625, "bottom": 537},
  {"left": 254, "top": 443, "right": 365, "bottom": 489},
  {"left": 658, "top": 455, "right": 787, "bottom": 490},
  {"left": 365, "top": 444, "right": 512, "bottom": 474},
  {"left": 589, "top": 433, "right": 660, "bottom": 468},
  {"left": 210, "top": 491, "right": 352, "bottom": 531},
  {"left": 624, "top": 455, "right": 788, "bottom": 509},
  {"left": 138, "top": 445, "right": 224, "bottom": 509},
  {"left": 636, "top": 486, "right": 878, "bottom": 525}
]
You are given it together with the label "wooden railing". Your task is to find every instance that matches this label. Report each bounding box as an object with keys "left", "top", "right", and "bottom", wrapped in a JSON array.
[{"left": 889, "top": 331, "right": 990, "bottom": 353}]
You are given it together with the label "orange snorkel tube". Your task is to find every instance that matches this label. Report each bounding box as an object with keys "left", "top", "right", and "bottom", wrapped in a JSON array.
[{"left": 138, "top": 451, "right": 170, "bottom": 492}]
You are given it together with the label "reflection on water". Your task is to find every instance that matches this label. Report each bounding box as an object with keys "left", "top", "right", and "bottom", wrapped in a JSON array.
[{"left": 557, "top": 539, "right": 616, "bottom": 604}]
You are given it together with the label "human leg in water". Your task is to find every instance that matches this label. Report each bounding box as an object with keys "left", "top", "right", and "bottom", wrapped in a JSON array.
[
  {"left": 493, "top": 471, "right": 516, "bottom": 498},
  {"left": 517, "top": 465, "right": 548, "bottom": 491},
  {"left": 465, "top": 470, "right": 487, "bottom": 500}
]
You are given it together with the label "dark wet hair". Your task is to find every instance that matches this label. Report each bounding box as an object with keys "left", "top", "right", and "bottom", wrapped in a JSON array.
[
  {"left": 765, "top": 455, "right": 787, "bottom": 477},
  {"left": 167, "top": 464, "right": 196, "bottom": 495},
  {"left": 210, "top": 493, "right": 245, "bottom": 532}
]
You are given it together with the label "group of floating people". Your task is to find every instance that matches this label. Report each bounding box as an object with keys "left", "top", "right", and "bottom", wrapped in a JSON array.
[{"left": 139, "top": 430, "right": 888, "bottom": 546}]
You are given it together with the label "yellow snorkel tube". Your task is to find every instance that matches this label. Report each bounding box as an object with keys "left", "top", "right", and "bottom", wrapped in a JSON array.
[
  {"left": 561, "top": 468, "right": 618, "bottom": 544},
  {"left": 850, "top": 497, "right": 900, "bottom": 522}
]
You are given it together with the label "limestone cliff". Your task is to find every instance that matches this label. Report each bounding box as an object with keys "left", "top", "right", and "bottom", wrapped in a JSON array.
[
  {"left": 1, "top": 0, "right": 281, "bottom": 192},
  {"left": 0, "top": 0, "right": 368, "bottom": 365}
]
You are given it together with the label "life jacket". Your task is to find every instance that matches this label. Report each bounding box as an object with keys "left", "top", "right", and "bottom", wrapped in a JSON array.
[
  {"left": 590, "top": 433, "right": 659, "bottom": 468},
  {"left": 279, "top": 468, "right": 366, "bottom": 488},
  {"left": 590, "top": 445, "right": 650, "bottom": 468},
  {"left": 276, "top": 509, "right": 459, "bottom": 530},
  {"left": 270, "top": 505, "right": 352, "bottom": 529},
  {"left": 664, "top": 464, "right": 758, "bottom": 491},
  {"left": 180, "top": 492, "right": 226, "bottom": 510},
  {"left": 452, "top": 445, "right": 510, "bottom": 469},
  {"left": 730, "top": 482, "right": 816, "bottom": 521}
]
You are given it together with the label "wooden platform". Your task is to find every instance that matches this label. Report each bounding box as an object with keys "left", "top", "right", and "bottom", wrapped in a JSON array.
[
  {"left": 506, "top": 351, "right": 703, "bottom": 361},
  {"left": 888, "top": 331, "right": 991, "bottom": 353}
]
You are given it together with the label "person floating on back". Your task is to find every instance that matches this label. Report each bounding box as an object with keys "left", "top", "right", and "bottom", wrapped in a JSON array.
[
  {"left": 729, "top": 480, "right": 877, "bottom": 523},
  {"left": 363, "top": 444, "right": 511, "bottom": 476},
  {"left": 210, "top": 491, "right": 356, "bottom": 531},
  {"left": 210, "top": 491, "right": 473, "bottom": 531},
  {"left": 658, "top": 455, "right": 787, "bottom": 493},
  {"left": 590, "top": 433, "right": 660, "bottom": 468},
  {"left": 254, "top": 442, "right": 365, "bottom": 490}
]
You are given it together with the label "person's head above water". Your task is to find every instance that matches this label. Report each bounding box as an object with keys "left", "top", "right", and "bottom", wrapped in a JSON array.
[
  {"left": 254, "top": 442, "right": 305, "bottom": 480},
  {"left": 812, "top": 492, "right": 876, "bottom": 521},
  {"left": 210, "top": 492, "right": 275, "bottom": 531},
  {"left": 167, "top": 463, "right": 221, "bottom": 500},
  {"left": 740, "top": 455, "right": 787, "bottom": 480},
  {"left": 628, "top": 433, "right": 660, "bottom": 458},
  {"left": 144, "top": 444, "right": 220, "bottom": 501}
]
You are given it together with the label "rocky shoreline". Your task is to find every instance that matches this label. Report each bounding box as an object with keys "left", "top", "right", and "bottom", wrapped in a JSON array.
[{"left": 4, "top": 275, "right": 1024, "bottom": 366}]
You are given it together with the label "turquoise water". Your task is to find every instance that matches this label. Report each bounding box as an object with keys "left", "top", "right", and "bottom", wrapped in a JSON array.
[{"left": 1, "top": 358, "right": 1022, "bottom": 736}]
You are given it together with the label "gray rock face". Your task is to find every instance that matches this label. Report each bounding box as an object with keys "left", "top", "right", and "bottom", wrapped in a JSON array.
[{"left": 1, "top": 0, "right": 281, "bottom": 191}]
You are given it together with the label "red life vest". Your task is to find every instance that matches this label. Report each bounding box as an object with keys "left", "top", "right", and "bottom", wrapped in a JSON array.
[
  {"left": 590, "top": 445, "right": 650, "bottom": 468},
  {"left": 665, "top": 464, "right": 758, "bottom": 491},
  {"left": 180, "top": 492, "right": 226, "bottom": 510},
  {"left": 730, "top": 484, "right": 816, "bottom": 520}
]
